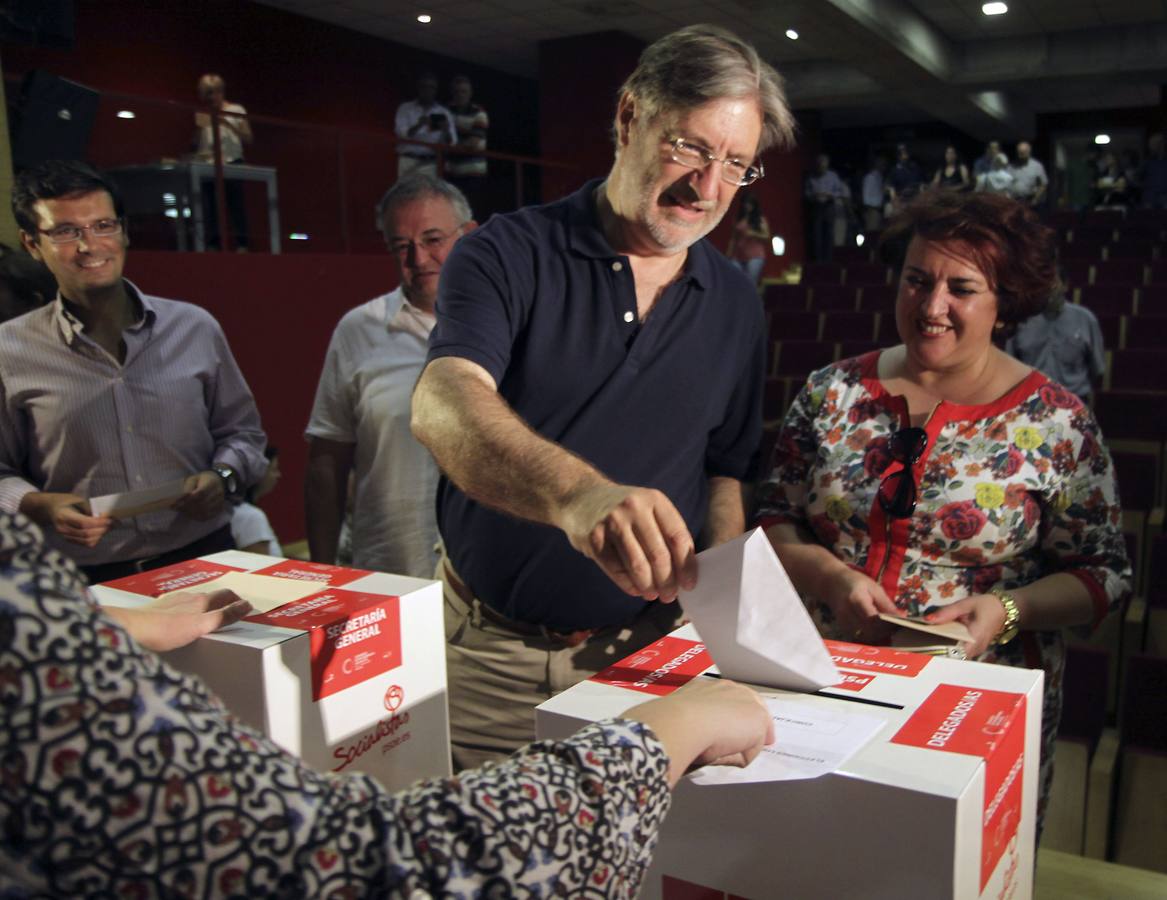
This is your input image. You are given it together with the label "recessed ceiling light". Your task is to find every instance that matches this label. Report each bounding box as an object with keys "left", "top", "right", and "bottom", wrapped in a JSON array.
[
  {"left": 1094, "top": 134, "right": 1111, "bottom": 145},
  {"left": 116, "top": 110, "right": 135, "bottom": 119},
  {"left": 417, "top": 13, "right": 432, "bottom": 24},
  {"left": 785, "top": 29, "right": 799, "bottom": 40},
  {"left": 289, "top": 232, "right": 310, "bottom": 240},
  {"left": 982, "top": 2, "right": 1007, "bottom": 15}
]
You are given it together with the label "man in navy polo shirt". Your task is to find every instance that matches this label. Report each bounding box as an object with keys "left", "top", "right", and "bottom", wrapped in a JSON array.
[{"left": 412, "top": 24, "right": 795, "bottom": 770}]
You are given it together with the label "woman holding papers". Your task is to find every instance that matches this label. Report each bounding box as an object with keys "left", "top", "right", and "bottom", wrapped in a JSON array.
[
  {"left": 757, "top": 190, "right": 1130, "bottom": 827},
  {"left": 0, "top": 509, "right": 771, "bottom": 897}
]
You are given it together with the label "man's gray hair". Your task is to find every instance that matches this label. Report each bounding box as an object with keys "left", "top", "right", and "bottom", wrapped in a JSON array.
[
  {"left": 618, "top": 24, "right": 795, "bottom": 153},
  {"left": 375, "top": 173, "right": 473, "bottom": 236}
]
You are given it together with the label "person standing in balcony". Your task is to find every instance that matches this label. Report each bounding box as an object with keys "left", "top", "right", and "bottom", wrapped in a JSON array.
[{"left": 193, "top": 73, "right": 252, "bottom": 251}]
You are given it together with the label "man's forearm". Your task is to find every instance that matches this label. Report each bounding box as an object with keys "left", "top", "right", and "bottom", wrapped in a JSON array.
[
  {"left": 702, "top": 476, "right": 747, "bottom": 548},
  {"left": 411, "top": 358, "right": 607, "bottom": 530},
  {"left": 304, "top": 441, "right": 354, "bottom": 564}
]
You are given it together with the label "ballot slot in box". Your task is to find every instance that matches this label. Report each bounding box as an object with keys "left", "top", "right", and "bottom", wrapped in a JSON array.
[
  {"left": 91, "top": 551, "right": 450, "bottom": 791},
  {"left": 535, "top": 530, "right": 1043, "bottom": 900}
]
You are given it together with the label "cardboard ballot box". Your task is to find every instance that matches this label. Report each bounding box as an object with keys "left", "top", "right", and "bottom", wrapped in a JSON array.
[
  {"left": 537, "top": 624, "right": 1043, "bottom": 900},
  {"left": 91, "top": 552, "right": 450, "bottom": 791}
]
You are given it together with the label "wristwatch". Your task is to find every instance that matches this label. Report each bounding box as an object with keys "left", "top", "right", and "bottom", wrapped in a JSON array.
[
  {"left": 989, "top": 588, "right": 1021, "bottom": 645},
  {"left": 211, "top": 463, "right": 240, "bottom": 501}
]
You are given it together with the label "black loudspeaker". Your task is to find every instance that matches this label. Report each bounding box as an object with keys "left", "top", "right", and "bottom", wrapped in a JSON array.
[{"left": 11, "top": 70, "right": 100, "bottom": 170}]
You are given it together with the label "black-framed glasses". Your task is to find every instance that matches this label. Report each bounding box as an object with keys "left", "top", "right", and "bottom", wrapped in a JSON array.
[
  {"left": 38, "top": 218, "right": 124, "bottom": 244},
  {"left": 877, "top": 427, "right": 928, "bottom": 519},
  {"left": 666, "top": 137, "right": 764, "bottom": 186}
]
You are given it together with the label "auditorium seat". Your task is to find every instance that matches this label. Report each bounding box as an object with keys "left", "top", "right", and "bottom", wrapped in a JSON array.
[
  {"left": 1120, "top": 315, "right": 1167, "bottom": 350},
  {"left": 820, "top": 311, "right": 876, "bottom": 343},
  {"left": 1106, "top": 241, "right": 1157, "bottom": 261},
  {"left": 773, "top": 340, "right": 837, "bottom": 378},
  {"left": 770, "top": 310, "right": 820, "bottom": 341},
  {"left": 1109, "top": 349, "right": 1167, "bottom": 391},
  {"left": 802, "top": 262, "right": 845, "bottom": 285},
  {"left": 1077, "top": 285, "right": 1137, "bottom": 317},
  {"left": 809, "top": 284, "right": 857, "bottom": 311},
  {"left": 1112, "top": 654, "right": 1167, "bottom": 873},
  {"left": 1094, "top": 259, "right": 1147, "bottom": 286},
  {"left": 763, "top": 283, "right": 808, "bottom": 312},
  {"left": 844, "top": 262, "right": 889, "bottom": 286},
  {"left": 1140, "top": 284, "right": 1167, "bottom": 313},
  {"left": 857, "top": 284, "right": 897, "bottom": 313}
]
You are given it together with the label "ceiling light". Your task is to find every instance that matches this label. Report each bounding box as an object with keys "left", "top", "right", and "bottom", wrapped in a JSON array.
[
  {"left": 289, "top": 232, "right": 310, "bottom": 240},
  {"left": 116, "top": 110, "right": 135, "bottom": 119},
  {"left": 1094, "top": 134, "right": 1111, "bottom": 145},
  {"left": 417, "top": 13, "right": 431, "bottom": 23},
  {"left": 771, "top": 236, "right": 786, "bottom": 256},
  {"left": 855, "top": 234, "right": 865, "bottom": 247},
  {"left": 982, "top": 2, "right": 1007, "bottom": 15},
  {"left": 785, "top": 29, "right": 799, "bottom": 40}
]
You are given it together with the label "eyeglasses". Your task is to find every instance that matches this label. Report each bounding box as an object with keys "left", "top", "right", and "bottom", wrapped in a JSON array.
[
  {"left": 38, "top": 218, "right": 124, "bottom": 244},
  {"left": 666, "top": 137, "right": 764, "bottom": 187},
  {"left": 877, "top": 427, "right": 929, "bottom": 519},
  {"left": 387, "top": 224, "right": 466, "bottom": 259}
]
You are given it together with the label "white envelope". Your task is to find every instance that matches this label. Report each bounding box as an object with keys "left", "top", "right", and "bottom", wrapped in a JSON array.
[
  {"left": 89, "top": 478, "right": 188, "bottom": 519},
  {"left": 680, "top": 528, "right": 840, "bottom": 692}
]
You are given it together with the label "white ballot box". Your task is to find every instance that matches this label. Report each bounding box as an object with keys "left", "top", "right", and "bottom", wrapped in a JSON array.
[
  {"left": 536, "top": 624, "right": 1042, "bottom": 900},
  {"left": 91, "top": 552, "right": 450, "bottom": 791}
]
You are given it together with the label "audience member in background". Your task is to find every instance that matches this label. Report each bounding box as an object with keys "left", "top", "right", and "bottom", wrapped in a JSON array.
[
  {"left": 446, "top": 75, "right": 490, "bottom": 215},
  {"left": 1006, "top": 283, "right": 1104, "bottom": 405},
  {"left": 931, "top": 145, "right": 970, "bottom": 191},
  {"left": 231, "top": 446, "right": 281, "bottom": 555},
  {"left": 886, "top": 143, "right": 924, "bottom": 209},
  {"left": 861, "top": 156, "right": 888, "bottom": 233},
  {"left": 975, "top": 152, "right": 1014, "bottom": 195},
  {"left": 394, "top": 72, "right": 457, "bottom": 178},
  {"left": 0, "top": 161, "right": 267, "bottom": 583},
  {"left": 1094, "top": 150, "right": 1129, "bottom": 209},
  {"left": 806, "top": 153, "right": 848, "bottom": 262},
  {"left": 1064, "top": 146, "right": 1096, "bottom": 211},
  {"left": 1142, "top": 133, "right": 1167, "bottom": 209},
  {"left": 0, "top": 242, "right": 55, "bottom": 322},
  {"left": 1008, "top": 141, "right": 1048, "bottom": 207},
  {"left": 306, "top": 175, "right": 475, "bottom": 578},
  {"left": 972, "top": 139, "right": 1002, "bottom": 179},
  {"left": 1, "top": 508, "right": 775, "bottom": 897},
  {"left": 411, "top": 25, "right": 790, "bottom": 770},
  {"left": 727, "top": 192, "right": 770, "bottom": 285},
  {"left": 193, "top": 73, "right": 252, "bottom": 251},
  {"left": 758, "top": 190, "right": 1129, "bottom": 835}
]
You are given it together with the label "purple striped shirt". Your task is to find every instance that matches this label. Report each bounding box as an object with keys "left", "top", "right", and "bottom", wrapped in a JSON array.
[{"left": 0, "top": 281, "right": 266, "bottom": 567}]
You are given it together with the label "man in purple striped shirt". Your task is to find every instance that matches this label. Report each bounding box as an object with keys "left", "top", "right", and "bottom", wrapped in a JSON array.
[{"left": 0, "top": 160, "right": 267, "bottom": 582}]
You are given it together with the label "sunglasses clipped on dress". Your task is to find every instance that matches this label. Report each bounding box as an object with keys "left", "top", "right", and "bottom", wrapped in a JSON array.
[{"left": 877, "top": 427, "right": 928, "bottom": 518}]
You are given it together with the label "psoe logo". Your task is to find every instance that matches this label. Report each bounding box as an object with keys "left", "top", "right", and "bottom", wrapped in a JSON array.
[
  {"left": 384, "top": 684, "right": 404, "bottom": 713},
  {"left": 626, "top": 648, "right": 661, "bottom": 668}
]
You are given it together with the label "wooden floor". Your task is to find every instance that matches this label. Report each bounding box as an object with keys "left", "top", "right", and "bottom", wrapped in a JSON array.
[{"left": 1036, "top": 850, "right": 1167, "bottom": 899}]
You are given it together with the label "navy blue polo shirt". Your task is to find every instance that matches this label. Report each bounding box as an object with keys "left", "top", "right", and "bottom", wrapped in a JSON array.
[{"left": 427, "top": 179, "right": 766, "bottom": 630}]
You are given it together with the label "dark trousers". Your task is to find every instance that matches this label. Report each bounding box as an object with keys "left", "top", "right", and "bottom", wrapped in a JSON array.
[
  {"left": 201, "top": 177, "right": 249, "bottom": 250},
  {"left": 810, "top": 204, "right": 836, "bottom": 262},
  {"left": 80, "top": 524, "right": 235, "bottom": 585}
]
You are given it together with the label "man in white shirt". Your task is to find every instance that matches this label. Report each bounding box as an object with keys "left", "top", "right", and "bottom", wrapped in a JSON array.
[
  {"left": 304, "top": 175, "right": 475, "bottom": 577},
  {"left": 1009, "top": 142, "right": 1048, "bottom": 207},
  {"left": 394, "top": 73, "right": 457, "bottom": 178}
]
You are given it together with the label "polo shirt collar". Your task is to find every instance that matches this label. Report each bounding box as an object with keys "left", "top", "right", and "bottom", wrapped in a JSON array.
[{"left": 564, "top": 178, "right": 711, "bottom": 290}]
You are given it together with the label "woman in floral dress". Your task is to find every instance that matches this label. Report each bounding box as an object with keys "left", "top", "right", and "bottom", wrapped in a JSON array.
[{"left": 757, "top": 190, "right": 1130, "bottom": 823}]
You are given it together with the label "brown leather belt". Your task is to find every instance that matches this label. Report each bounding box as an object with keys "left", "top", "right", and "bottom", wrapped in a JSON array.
[{"left": 443, "top": 563, "right": 599, "bottom": 648}]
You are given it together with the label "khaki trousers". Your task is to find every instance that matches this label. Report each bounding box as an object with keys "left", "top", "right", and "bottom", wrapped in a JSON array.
[{"left": 439, "top": 553, "right": 683, "bottom": 772}]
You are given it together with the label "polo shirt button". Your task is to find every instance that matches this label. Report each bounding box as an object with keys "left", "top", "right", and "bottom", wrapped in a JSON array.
[
  {"left": 611, "top": 261, "right": 623, "bottom": 272},
  {"left": 623, "top": 311, "right": 635, "bottom": 323}
]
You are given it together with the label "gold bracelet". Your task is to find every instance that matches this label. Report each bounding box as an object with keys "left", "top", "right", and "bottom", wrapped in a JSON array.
[{"left": 989, "top": 588, "right": 1021, "bottom": 645}]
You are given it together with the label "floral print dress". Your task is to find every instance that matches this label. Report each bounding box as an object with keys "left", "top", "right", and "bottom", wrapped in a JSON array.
[
  {"left": 0, "top": 511, "right": 672, "bottom": 899},
  {"left": 757, "top": 352, "right": 1131, "bottom": 815}
]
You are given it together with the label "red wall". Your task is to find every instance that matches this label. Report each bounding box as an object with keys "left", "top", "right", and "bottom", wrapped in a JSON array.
[{"left": 124, "top": 250, "right": 393, "bottom": 541}]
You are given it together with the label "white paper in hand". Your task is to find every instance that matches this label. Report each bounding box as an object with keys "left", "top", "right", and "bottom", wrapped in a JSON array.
[{"left": 680, "top": 528, "right": 839, "bottom": 692}]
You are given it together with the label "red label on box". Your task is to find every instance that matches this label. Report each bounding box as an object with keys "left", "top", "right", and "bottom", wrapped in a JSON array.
[
  {"left": 99, "top": 559, "right": 244, "bottom": 597},
  {"left": 248, "top": 589, "right": 402, "bottom": 701},
  {"left": 251, "top": 559, "right": 372, "bottom": 588},
  {"left": 590, "top": 636, "right": 712, "bottom": 696},
  {"left": 890, "top": 683, "right": 1027, "bottom": 889},
  {"left": 824, "top": 640, "right": 932, "bottom": 677},
  {"left": 832, "top": 670, "right": 875, "bottom": 692}
]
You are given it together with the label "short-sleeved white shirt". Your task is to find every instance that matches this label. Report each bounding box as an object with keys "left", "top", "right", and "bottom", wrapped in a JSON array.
[{"left": 305, "top": 289, "right": 439, "bottom": 578}]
